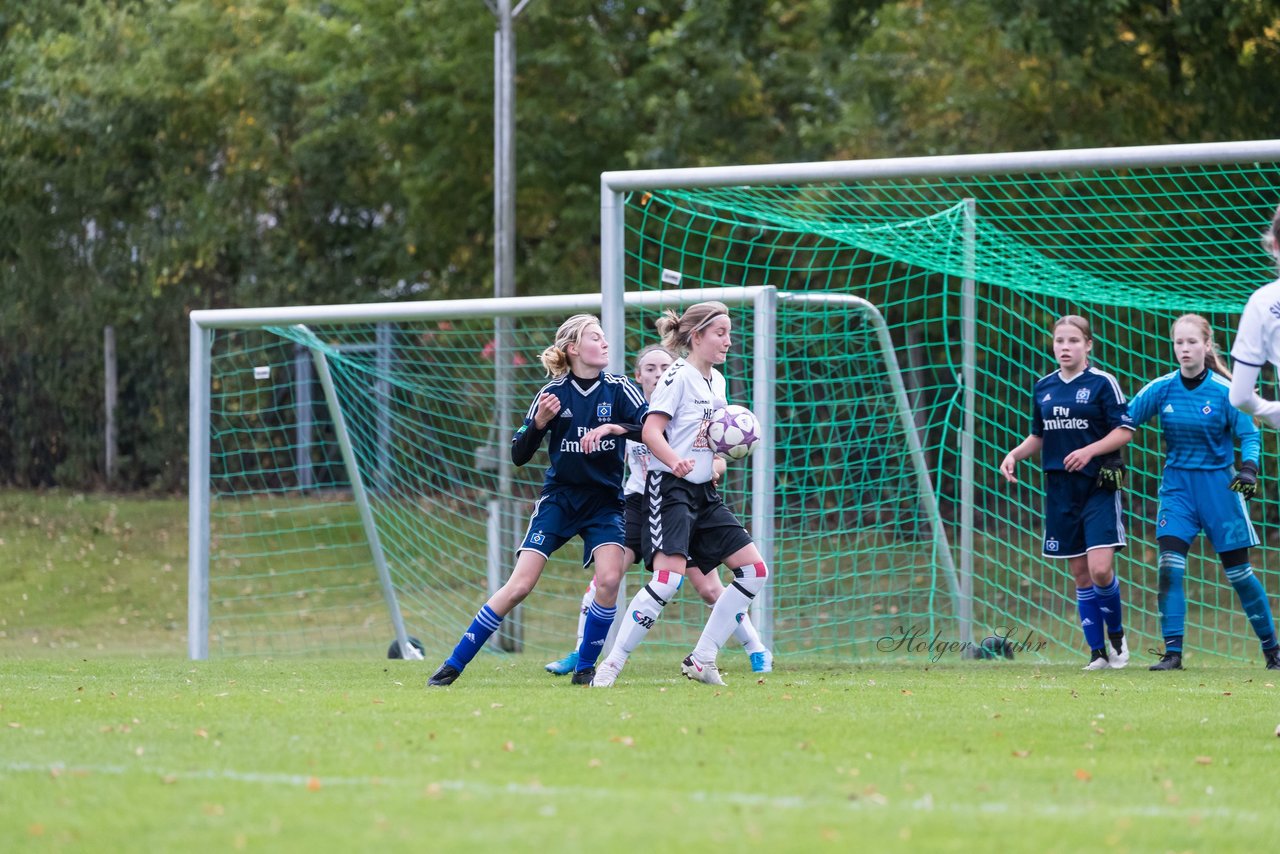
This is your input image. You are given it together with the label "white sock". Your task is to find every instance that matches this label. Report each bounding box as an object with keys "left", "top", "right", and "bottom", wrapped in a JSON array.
[
  {"left": 575, "top": 577, "right": 596, "bottom": 648},
  {"left": 693, "top": 563, "right": 769, "bottom": 662},
  {"left": 734, "top": 608, "right": 766, "bottom": 654},
  {"left": 605, "top": 570, "right": 682, "bottom": 664}
]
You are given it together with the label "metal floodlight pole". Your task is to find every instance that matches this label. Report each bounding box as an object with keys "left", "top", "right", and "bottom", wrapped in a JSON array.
[{"left": 488, "top": 0, "right": 532, "bottom": 650}]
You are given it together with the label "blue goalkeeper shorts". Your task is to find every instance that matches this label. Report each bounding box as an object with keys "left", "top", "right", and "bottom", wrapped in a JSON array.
[
  {"left": 1156, "top": 467, "right": 1259, "bottom": 553},
  {"left": 518, "top": 488, "right": 625, "bottom": 568}
]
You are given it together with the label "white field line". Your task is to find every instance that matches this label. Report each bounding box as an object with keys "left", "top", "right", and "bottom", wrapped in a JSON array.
[{"left": 1, "top": 760, "right": 1266, "bottom": 823}]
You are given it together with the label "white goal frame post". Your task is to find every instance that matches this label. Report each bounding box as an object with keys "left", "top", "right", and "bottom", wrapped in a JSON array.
[
  {"left": 188, "top": 287, "right": 951, "bottom": 659},
  {"left": 600, "top": 138, "right": 1280, "bottom": 661}
]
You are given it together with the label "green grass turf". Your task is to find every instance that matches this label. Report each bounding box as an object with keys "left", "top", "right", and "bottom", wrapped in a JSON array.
[
  {"left": 3, "top": 660, "right": 1279, "bottom": 852},
  {"left": 3, "top": 491, "right": 1280, "bottom": 850}
]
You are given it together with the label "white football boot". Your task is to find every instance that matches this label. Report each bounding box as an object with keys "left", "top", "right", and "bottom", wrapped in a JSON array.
[
  {"left": 591, "top": 658, "right": 623, "bottom": 688},
  {"left": 682, "top": 654, "right": 727, "bottom": 686}
]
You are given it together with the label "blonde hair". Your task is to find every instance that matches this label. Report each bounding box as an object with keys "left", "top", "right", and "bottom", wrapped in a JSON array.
[
  {"left": 1171, "top": 313, "right": 1231, "bottom": 379},
  {"left": 1053, "top": 314, "right": 1093, "bottom": 341},
  {"left": 632, "top": 343, "right": 673, "bottom": 375},
  {"left": 1262, "top": 203, "right": 1280, "bottom": 272},
  {"left": 539, "top": 314, "right": 600, "bottom": 378},
  {"left": 654, "top": 301, "right": 730, "bottom": 355}
]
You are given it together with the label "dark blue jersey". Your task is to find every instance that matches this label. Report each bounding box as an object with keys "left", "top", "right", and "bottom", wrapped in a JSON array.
[
  {"left": 1030, "top": 365, "right": 1134, "bottom": 477},
  {"left": 510, "top": 372, "right": 647, "bottom": 499}
]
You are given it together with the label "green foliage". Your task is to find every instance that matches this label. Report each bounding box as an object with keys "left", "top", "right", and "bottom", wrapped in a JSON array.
[{"left": 3, "top": 0, "right": 1278, "bottom": 488}]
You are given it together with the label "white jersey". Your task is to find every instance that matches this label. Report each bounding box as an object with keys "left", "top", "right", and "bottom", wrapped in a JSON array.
[
  {"left": 645, "top": 359, "right": 727, "bottom": 484},
  {"left": 623, "top": 439, "right": 649, "bottom": 496},
  {"left": 1232, "top": 277, "right": 1280, "bottom": 368}
]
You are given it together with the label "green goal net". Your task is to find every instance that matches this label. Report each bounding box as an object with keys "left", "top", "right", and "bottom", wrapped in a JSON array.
[
  {"left": 191, "top": 291, "right": 958, "bottom": 661},
  {"left": 609, "top": 143, "right": 1280, "bottom": 664}
]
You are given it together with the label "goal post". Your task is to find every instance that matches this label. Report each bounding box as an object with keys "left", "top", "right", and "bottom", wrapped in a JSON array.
[
  {"left": 601, "top": 138, "right": 1280, "bottom": 664},
  {"left": 187, "top": 288, "right": 955, "bottom": 660}
]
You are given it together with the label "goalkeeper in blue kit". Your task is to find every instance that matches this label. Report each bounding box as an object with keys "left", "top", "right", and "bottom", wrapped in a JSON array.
[{"left": 1129, "top": 314, "right": 1279, "bottom": 671}]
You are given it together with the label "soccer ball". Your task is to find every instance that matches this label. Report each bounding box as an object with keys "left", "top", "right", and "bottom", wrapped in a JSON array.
[{"left": 707, "top": 405, "right": 761, "bottom": 460}]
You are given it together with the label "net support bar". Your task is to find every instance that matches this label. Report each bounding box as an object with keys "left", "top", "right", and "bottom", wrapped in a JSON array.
[
  {"left": 781, "top": 293, "right": 968, "bottom": 646},
  {"left": 296, "top": 325, "right": 420, "bottom": 661}
]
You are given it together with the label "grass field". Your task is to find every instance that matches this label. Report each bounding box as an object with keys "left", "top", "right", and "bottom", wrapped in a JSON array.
[{"left": 3, "top": 491, "right": 1280, "bottom": 851}]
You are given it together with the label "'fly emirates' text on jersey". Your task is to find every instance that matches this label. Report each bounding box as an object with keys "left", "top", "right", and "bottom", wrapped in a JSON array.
[
  {"left": 510, "top": 373, "right": 647, "bottom": 498},
  {"left": 645, "top": 359, "right": 727, "bottom": 484},
  {"left": 1030, "top": 365, "right": 1134, "bottom": 478}
]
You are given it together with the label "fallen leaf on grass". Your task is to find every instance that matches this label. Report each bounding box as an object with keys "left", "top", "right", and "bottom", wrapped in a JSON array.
[
  {"left": 1195, "top": 756, "right": 1212, "bottom": 765},
  {"left": 1012, "top": 750, "right": 1030, "bottom": 758},
  {"left": 1074, "top": 769, "right": 1092, "bottom": 781},
  {"left": 503, "top": 741, "right": 515, "bottom": 752},
  {"left": 306, "top": 777, "right": 322, "bottom": 791}
]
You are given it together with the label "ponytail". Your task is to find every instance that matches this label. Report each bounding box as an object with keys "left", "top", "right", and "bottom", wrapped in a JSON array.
[
  {"left": 539, "top": 314, "right": 600, "bottom": 378},
  {"left": 654, "top": 301, "right": 730, "bottom": 355}
]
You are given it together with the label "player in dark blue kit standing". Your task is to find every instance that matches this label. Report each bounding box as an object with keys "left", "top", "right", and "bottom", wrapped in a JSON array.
[
  {"left": 1000, "top": 315, "right": 1136, "bottom": 670},
  {"left": 428, "top": 315, "right": 647, "bottom": 687},
  {"left": 1128, "top": 314, "right": 1280, "bottom": 671}
]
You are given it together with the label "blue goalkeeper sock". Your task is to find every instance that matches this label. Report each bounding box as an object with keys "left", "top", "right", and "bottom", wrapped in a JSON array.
[
  {"left": 1094, "top": 576, "right": 1125, "bottom": 635},
  {"left": 576, "top": 601, "right": 616, "bottom": 670},
  {"left": 444, "top": 605, "right": 503, "bottom": 672},
  {"left": 1076, "top": 586, "right": 1106, "bottom": 651},
  {"left": 1157, "top": 551, "right": 1187, "bottom": 650},
  {"left": 1225, "top": 563, "right": 1279, "bottom": 651}
]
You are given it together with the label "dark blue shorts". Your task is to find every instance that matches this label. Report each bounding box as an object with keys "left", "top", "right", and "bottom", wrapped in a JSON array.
[
  {"left": 1157, "top": 467, "right": 1260, "bottom": 553},
  {"left": 1042, "top": 470, "right": 1126, "bottom": 559},
  {"left": 518, "top": 489, "right": 625, "bottom": 568}
]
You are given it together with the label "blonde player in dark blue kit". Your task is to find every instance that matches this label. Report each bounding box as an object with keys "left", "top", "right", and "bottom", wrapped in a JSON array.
[
  {"left": 428, "top": 315, "right": 647, "bottom": 687},
  {"left": 1135, "top": 316, "right": 1280, "bottom": 671},
  {"left": 1000, "top": 315, "right": 1136, "bottom": 670}
]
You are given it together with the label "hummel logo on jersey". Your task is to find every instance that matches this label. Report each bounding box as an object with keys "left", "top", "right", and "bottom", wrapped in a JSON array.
[{"left": 1162, "top": 403, "right": 1174, "bottom": 414}]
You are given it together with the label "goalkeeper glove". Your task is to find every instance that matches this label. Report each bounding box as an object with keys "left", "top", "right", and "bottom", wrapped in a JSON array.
[
  {"left": 1229, "top": 460, "right": 1259, "bottom": 500},
  {"left": 1095, "top": 463, "right": 1124, "bottom": 492}
]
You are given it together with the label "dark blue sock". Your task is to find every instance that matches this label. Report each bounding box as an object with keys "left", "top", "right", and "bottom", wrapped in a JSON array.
[
  {"left": 577, "top": 601, "right": 617, "bottom": 670},
  {"left": 1225, "top": 563, "right": 1279, "bottom": 651},
  {"left": 1094, "top": 576, "right": 1124, "bottom": 635},
  {"left": 1157, "top": 551, "right": 1186, "bottom": 644},
  {"left": 444, "top": 604, "right": 503, "bottom": 672},
  {"left": 1076, "top": 586, "right": 1105, "bottom": 651}
]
